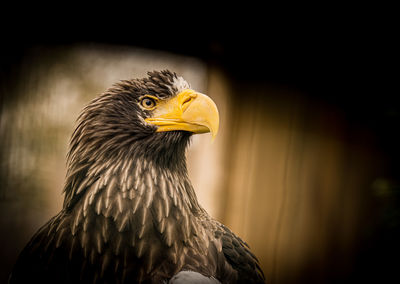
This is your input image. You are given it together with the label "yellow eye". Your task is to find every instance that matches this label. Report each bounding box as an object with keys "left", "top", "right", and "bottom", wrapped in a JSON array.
[{"left": 140, "top": 96, "right": 157, "bottom": 109}]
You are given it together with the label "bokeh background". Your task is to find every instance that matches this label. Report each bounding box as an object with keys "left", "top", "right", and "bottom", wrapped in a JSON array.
[{"left": 0, "top": 10, "right": 398, "bottom": 284}]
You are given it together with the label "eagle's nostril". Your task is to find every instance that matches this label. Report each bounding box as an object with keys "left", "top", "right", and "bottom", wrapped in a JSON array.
[{"left": 182, "top": 97, "right": 192, "bottom": 108}]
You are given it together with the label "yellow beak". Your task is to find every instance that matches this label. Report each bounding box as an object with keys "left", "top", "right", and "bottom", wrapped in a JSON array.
[{"left": 145, "top": 89, "right": 219, "bottom": 139}]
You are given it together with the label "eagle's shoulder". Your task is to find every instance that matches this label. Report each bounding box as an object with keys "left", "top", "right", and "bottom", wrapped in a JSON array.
[
  {"left": 9, "top": 211, "right": 72, "bottom": 283},
  {"left": 207, "top": 219, "right": 265, "bottom": 284}
]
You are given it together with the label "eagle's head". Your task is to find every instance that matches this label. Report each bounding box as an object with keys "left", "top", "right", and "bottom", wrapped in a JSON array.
[{"left": 64, "top": 70, "right": 219, "bottom": 210}]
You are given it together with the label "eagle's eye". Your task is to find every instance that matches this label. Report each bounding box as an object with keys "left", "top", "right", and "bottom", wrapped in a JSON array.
[{"left": 140, "top": 96, "right": 157, "bottom": 110}]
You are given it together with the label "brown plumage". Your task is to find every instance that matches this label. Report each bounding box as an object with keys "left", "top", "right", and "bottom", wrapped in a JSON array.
[{"left": 9, "top": 70, "right": 265, "bottom": 283}]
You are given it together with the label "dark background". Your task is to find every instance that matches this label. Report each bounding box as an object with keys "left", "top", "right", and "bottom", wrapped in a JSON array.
[{"left": 1, "top": 6, "right": 398, "bottom": 283}]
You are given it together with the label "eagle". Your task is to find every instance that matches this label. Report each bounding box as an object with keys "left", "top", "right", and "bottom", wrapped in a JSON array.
[{"left": 9, "top": 70, "right": 265, "bottom": 284}]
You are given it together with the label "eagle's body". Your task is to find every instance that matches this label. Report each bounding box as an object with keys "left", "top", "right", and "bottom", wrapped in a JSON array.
[{"left": 10, "top": 71, "right": 265, "bottom": 284}]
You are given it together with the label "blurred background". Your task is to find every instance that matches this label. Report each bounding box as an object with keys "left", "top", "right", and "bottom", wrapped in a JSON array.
[{"left": 0, "top": 8, "right": 398, "bottom": 284}]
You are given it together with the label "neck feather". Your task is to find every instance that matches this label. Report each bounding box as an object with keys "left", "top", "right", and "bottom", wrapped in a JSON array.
[{"left": 62, "top": 130, "right": 205, "bottom": 242}]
